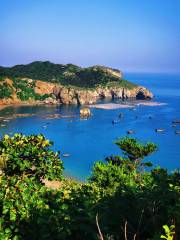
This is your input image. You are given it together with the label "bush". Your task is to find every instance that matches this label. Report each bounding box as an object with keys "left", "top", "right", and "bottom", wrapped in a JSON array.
[
  {"left": 0, "top": 83, "right": 13, "bottom": 99},
  {"left": 12, "top": 77, "right": 50, "bottom": 101},
  {"left": 0, "top": 134, "right": 63, "bottom": 180},
  {"left": 0, "top": 135, "right": 179, "bottom": 240},
  {"left": 90, "top": 138, "right": 180, "bottom": 240}
]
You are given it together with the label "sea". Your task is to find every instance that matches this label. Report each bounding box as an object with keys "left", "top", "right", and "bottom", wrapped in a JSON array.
[{"left": 0, "top": 73, "right": 179, "bottom": 181}]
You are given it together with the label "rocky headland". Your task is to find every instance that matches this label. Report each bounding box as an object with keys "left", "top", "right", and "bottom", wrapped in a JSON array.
[{"left": 0, "top": 61, "right": 153, "bottom": 106}]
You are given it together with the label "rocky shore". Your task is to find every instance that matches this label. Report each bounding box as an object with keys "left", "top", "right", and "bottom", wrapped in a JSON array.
[
  {"left": 35, "top": 80, "right": 153, "bottom": 105},
  {"left": 0, "top": 78, "right": 153, "bottom": 107}
]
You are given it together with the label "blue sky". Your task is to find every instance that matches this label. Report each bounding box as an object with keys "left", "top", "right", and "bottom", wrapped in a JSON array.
[{"left": 0, "top": 0, "right": 179, "bottom": 72}]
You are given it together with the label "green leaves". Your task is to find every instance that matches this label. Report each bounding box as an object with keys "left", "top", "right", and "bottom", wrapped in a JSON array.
[
  {"left": 160, "top": 225, "right": 175, "bottom": 240},
  {"left": 0, "top": 134, "right": 179, "bottom": 239},
  {"left": 0, "top": 133, "right": 63, "bottom": 181},
  {"left": 0, "top": 82, "right": 13, "bottom": 99},
  {"left": 89, "top": 137, "right": 179, "bottom": 239},
  {"left": 115, "top": 137, "right": 157, "bottom": 161}
]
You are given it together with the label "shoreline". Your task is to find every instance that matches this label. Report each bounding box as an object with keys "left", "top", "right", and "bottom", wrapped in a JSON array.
[
  {"left": 0, "top": 100, "right": 167, "bottom": 113},
  {"left": 89, "top": 101, "right": 167, "bottom": 110},
  {"left": 0, "top": 101, "right": 62, "bottom": 112}
]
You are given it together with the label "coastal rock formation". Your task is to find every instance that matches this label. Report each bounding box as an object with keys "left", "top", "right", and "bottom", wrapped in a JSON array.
[
  {"left": 0, "top": 61, "right": 153, "bottom": 106},
  {"left": 35, "top": 80, "right": 58, "bottom": 95},
  {"left": 80, "top": 107, "right": 91, "bottom": 118},
  {"left": 0, "top": 79, "right": 153, "bottom": 106},
  {"left": 44, "top": 85, "right": 153, "bottom": 105}
]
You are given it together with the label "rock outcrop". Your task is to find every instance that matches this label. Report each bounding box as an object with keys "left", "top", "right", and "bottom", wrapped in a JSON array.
[
  {"left": 80, "top": 107, "right": 91, "bottom": 118},
  {"left": 0, "top": 77, "right": 153, "bottom": 107},
  {"left": 39, "top": 84, "right": 153, "bottom": 105}
]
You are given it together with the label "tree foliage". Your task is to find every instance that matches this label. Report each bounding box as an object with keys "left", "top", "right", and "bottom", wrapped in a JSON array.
[
  {"left": 0, "top": 61, "right": 136, "bottom": 89},
  {"left": 115, "top": 137, "right": 157, "bottom": 161},
  {"left": 0, "top": 135, "right": 179, "bottom": 240},
  {"left": 0, "top": 134, "right": 63, "bottom": 181},
  {"left": 0, "top": 83, "right": 13, "bottom": 99}
]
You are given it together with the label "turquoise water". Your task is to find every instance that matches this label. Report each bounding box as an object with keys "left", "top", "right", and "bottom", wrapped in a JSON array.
[{"left": 0, "top": 73, "right": 179, "bottom": 180}]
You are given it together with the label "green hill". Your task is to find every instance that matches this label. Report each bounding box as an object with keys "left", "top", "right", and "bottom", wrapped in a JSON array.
[{"left": 0, "top": 61, "right": 136, "bottom": 89}]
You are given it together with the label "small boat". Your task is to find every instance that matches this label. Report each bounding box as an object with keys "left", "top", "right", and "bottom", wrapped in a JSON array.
[
  {"left": 172, "top": 120, "right": 180, "bottom": 124},
  {"left": 127, "top": 130, "right": 135, "bottom": 134},
  {"left": 175, "top": 131, "right": 180, "bottom": 134},
  {"left": 63, "top": 153, "right": 70, "bottom": 157},
  {"left": 155, "top": 129, "right": 165, "bottom": 132},
  {"left": 112, "top": 120, "right": 120, "bottom": 124},
  {"left": 119, "top": 113, "right": 124, "bottom": 118},
  {"left": 3, "top": 119, "right": 10, "bottom": 122}
]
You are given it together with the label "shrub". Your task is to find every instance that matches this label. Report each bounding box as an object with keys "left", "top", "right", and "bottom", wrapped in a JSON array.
[
  {"left": 0, "top": 83, "right": 13, "bottom": 99},
  {"left": 0, "top": 134, "right": 63, "bottom": 180},
  {"left": 0, "top": 61, "right": 136, "bottom": 89},
  {"left": 90, "top": 138, "right": 179, "bottom": 240},
  {"left": 0, "top": 135, "right": 179, "bottom": 240}
]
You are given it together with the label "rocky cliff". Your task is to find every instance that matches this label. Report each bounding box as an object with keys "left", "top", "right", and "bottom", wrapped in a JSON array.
[
  {"left": 52, "top": 84, "right": 152, "bottom": 105},
  {"left": 34, "top": 79, "right": 153, "bottom": 105},
  {"left": 0, "top": 62, "right": 153, "bottom": 106},
  {"left": 0, "top": 77, "right": 153, "bottom": 106}
]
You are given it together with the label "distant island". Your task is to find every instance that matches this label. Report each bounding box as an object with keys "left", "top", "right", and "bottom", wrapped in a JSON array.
[{"left": 0, "top": 61, "right": 153, "bottom": 105}]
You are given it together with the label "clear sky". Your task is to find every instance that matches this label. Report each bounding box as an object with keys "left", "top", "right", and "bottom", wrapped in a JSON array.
[{"left": 0, "top": 0, "right": 180, "bottom": 73}]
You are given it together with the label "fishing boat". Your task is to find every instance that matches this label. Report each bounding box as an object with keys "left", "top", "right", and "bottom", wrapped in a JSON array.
[
  {"left": 127, "top": 130, "right": 135, "bottom": 134},
  {"left": 175, "top": 131, "right": 180, "bottom": 134},
  {"left": 155, "top": 129, "right": 165, "bottom": 132},
  {"left": 63, "top": 153, "right": 71, "bottom": 157},
  {"left": 112, "top": 120, "right": 120, "bottom": 124},
  {"left": 172, "top": 120, "right": 180, "bottom": 124}
]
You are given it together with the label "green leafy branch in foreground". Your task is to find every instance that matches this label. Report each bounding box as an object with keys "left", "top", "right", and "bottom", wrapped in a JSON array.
[
  {"left": 0, "top": 133, "right": 63, "bottom": 181},
  {"left": 116, "top": 137, "right": 157, "bottom": 160},
  {"left": 0, "top": 134, "right": 179, "bottom": 240},
  {"left": 161, "top": 225, "right": 175, "bottom": 240}
]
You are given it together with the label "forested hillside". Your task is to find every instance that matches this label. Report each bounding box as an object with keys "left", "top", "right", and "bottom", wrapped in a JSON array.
[{"left": 0, "top": 61, "right": 136, "bottom": 88}]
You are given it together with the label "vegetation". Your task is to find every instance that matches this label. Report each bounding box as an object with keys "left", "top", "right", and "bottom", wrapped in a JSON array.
[
  {"left": 106, "top": 79, "right": 137, "bottom": 89},
  {"left": 0, "top": 134, "right": 179, "bottom": 239},
  {"left": 0, "top": 61, "right": 137, "bottom": 89},
  {"left": 0, "top": 83, "right": 13, "bottom": 99},
  {"left": 161, "top": 225, "right": 175, "bottom": 240},
  {"left": 13, "top": 77, "right": 50, "bottom": 101},
  {"left": 0, "top": 77, "right": 51, "bottom": 101}
]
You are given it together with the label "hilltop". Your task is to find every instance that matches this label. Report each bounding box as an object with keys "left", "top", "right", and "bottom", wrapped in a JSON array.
[
  {"left": 0, "top": 61, "right": 126, "bottom": 88},
  {"left": 0, "top": 61, "right": 153, "bottom": 105}
]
